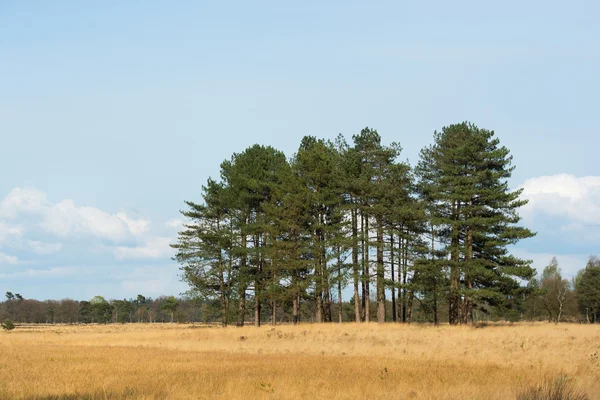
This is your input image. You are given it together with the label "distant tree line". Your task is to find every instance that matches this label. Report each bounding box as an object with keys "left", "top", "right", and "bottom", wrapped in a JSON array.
[
  {"left": 1, "top": 257, "right": 598, "bottom": 325},
  {"left": 0, "top": 294, "right": 192, "bottom": 324},
  {"left": 169, "top": 121, "right": 597, "bottom": 327}
]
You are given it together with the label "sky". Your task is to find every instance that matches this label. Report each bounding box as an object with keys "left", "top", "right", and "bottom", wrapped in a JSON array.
[{"left": 1, "top": 1, "right": 599, "bottom": 300}]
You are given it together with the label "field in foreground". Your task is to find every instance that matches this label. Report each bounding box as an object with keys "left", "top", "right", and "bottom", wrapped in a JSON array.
[{"left": 0, "top": 323, "right": 599, "bottom": 399}]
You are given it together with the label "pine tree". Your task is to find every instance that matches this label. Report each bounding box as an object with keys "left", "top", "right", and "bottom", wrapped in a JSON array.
[
  {"left": 172, "top": 178, "right": 233, "bottom": 326},
  {"left": 415, "top": 122, "right": 535, "bottom": 324},
  {"left": 336, "top": 135, "right": 363, "bottom": 322},
  {"left": 262, "top": 160, "right": 312, "bottom": 325},
  {"left": 294, "top": 136, "right": 346, "bottom": 323},
  {"left": 415, "top": 158, "right": 448, "bottom": 325},
  {"left": 351, "top": 128, "right": 404, "bottom": 323},
  {"left": 220, "top": 145, "right": 289, "bottom": 327}
]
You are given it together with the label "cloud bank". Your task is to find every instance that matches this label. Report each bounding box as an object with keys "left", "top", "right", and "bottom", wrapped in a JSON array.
[
  {"left": 0, "top": 187, "right": 182, "bottom": 299},
  {"left": 0, "top": 188, "right": 150, "bottom": 242},
  {"left": 517, "top": 174, "right": 600, "bottom": 276},
  {"left": 521, "top": 174, "right": 600, "bottom": 226}
]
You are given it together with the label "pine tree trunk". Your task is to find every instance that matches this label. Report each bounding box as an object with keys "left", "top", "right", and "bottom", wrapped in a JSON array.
[
  {"left": 323, "top": 228, "right": 332, "bottom": 323},
  {"left": 315, "top": 291, "right": 323, "bottom": 323},
  {"left": 237, "top": 231, "right": 247, "bottom": 327},
  {"left": 352, "top": 206, "right": 361, "bottom": 323},
  {"left": 462, "top": 200, "right": 474, "bottom": 325},
  {"left": 407, "top": 289, "right": 415, "bottom": 323},
  {"left": 431, "top": 221, "right": 439, "bottom": 325},
  {"left": 292, "top": 292, "right": 299, "bottom": 325},
  {"left": 449, "top": 201, "right": 461, "bottom": 325},
  {"left": 237, "top": 288, "right": 246, "bottom": 327},
  {"left": 254, "top": 234, "right": 261, "bottom": 328},
  {"left": 403, "top": 247, "right": 407, "bottom": 322},
  {"left": 218, "top": 240, "right": 227, "bottom": 327},
  {"left": 376, "top": 216, "right": 385, "bottom": 323},
  {"left": 397, "top": 233, "right": 403, "bottom": 323},
  {"left": 219, "top": 279, "right": 227, "bottom": 326},
  {"left": 271, "top": 265, "right": 277, "bottom": 326},
  {"left": 462, "top": 280, "right": 473, "bottom": 324},
  {"left": 338, "top": 249, "right": 343, "bottom": 323},
  {"left": 315, "top": 232, "right": 323, "bottom": 323},
  {"left": 364, "top": 211, "right": 370, "bottom": 323},
  {"left": 391, "top": 231, "right": 396, "bottom": 322},
  {"left": 291, "top": 272, "right": 299, "bottom": 325},
  {"left": 254, "top": 293, "right": 261, "bottom": 326},
  {"left": 433, "top": 292, "right": 439, "bottom": 325},
  {"left": 401, "top": 231, "right": 407, "bottom": 323},
  {"left": 361, "top": 211, "right": 366, "bottom": 321},
  {"left": 225, "top": 231, "right": 234, "bottom": 326}
]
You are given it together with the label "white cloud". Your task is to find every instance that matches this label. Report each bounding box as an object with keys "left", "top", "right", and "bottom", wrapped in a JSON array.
[
  {"left": 520, "top": 174, "right": 600, "bottom": 225},
  {"left": 117, "top": 212, "right": 150, "bottom": 236},
  {"left": 0, "top": 222, "right": 22, "bottom": 243},
  {"left": 0, "top": 187, "right": 149, "bottom": 242},
  {"left": 510, "top": 174, "right": 600, "bottom": 278},
  {"left": 114, "top": 237, "right": 173, "bottom": 260},
  {"left": 0, "top": 187, "right": 48, "bottom": 218},
  {"left": 28, "top": 240, "right": 63, "bottom": 255},
  {"left": 0, "top": 187, "right": 179, "bottom": 270},
  {"left": 0, "top": 251, "right": 18, "bottom": 265},
  {"left": 42, "top": 200, "right": 140, "bottom": 241}
]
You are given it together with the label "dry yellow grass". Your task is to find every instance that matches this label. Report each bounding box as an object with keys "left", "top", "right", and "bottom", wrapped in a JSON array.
[{"left": 1, "top": 322, "right": 599, "bottom": 399}]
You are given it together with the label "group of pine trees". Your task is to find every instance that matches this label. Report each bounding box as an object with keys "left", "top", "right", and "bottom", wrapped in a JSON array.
[{"left": 172, "top": 122, "right": 542, "bottom": 326}]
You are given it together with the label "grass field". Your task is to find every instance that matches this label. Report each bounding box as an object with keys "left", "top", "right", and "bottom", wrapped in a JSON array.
[{"left": 1, "top": 322, "right": 599, "bottom": 399}]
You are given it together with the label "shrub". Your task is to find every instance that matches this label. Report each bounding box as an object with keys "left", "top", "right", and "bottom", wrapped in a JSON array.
[
  {"left": 1, "top": 319, "right": 15, "bottom": 331},
  {"left": 517, "top": 375, "right": 589, "bottom": 400}
]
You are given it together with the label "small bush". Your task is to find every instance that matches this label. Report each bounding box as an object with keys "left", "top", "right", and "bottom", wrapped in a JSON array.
[
  {"left": 1, "top": 319, "right": 15, "bottom": 331},
  {"left": 517, "top": 375, "right": 589, "bottom": 400}
]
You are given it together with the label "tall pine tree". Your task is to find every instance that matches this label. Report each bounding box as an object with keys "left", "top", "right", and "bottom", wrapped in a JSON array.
[{"left": 415, "top": 122, "right": 535, "bottom": 324}]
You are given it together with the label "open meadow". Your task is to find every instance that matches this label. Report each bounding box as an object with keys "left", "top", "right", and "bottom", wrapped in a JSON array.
[{"left": 0, "top": 323, "right": 599, "bottom": 399}]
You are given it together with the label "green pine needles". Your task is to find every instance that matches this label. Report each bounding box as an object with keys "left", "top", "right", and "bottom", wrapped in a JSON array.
[{"left": 172, "top": 122, "right": 535, "bottom": 326}]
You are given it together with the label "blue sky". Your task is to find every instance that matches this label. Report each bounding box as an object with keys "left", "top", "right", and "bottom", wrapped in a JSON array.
[{"left": 1, "top": 1, "right": 599, "bottom": 300}]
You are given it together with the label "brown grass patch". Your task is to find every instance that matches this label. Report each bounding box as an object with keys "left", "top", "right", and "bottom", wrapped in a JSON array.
[{"left": 1, "top": 323, "right": 599, "bottom": 399}]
